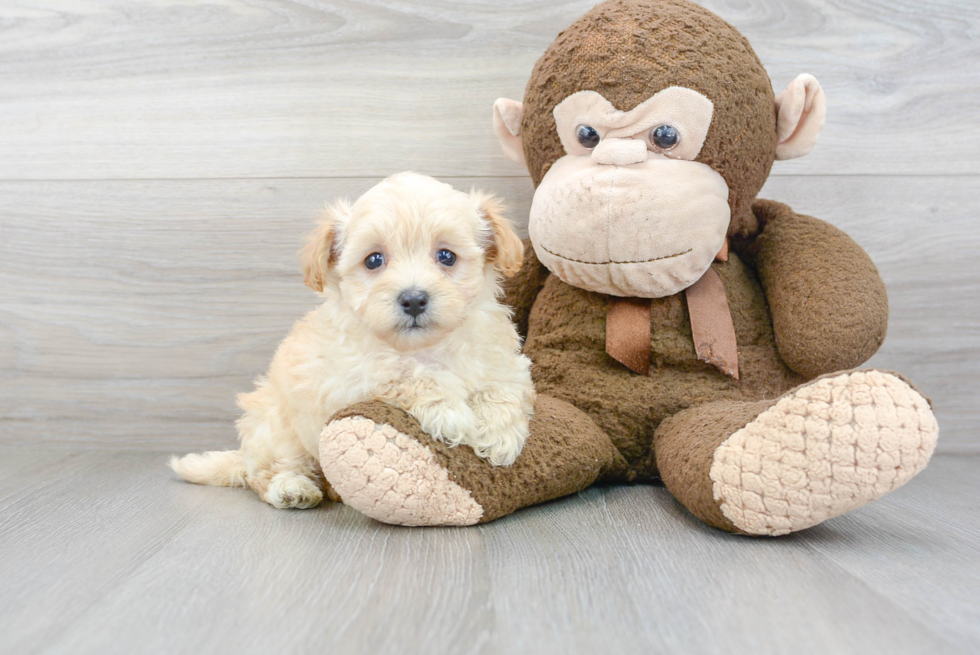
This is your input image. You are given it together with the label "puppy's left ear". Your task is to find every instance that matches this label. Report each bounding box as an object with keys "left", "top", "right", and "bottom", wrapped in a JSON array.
[
  {"left": 300, "top": 199, "right": 350, "bottom": 292},
  {"left": 473, "top": 192, "right": 523, "bottom": 277}
]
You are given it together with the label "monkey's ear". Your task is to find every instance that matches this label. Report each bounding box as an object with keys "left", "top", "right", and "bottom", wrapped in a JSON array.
[
  {"left": 300, "top": 199, "right": 350, "bottom": 292},
  {"left": 774, "top": 74, "right": 827, "bottom": 160},
  {"left": 473, "top": 191, "right": 523, "bottom": 277},
  {"left": 493, "top": 98, "right": 528, "bottom": 169}
]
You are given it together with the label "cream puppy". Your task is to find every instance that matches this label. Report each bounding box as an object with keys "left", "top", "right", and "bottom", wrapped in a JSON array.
[{"left": 171, "top": 172, "right": 534, "bottom": 509}]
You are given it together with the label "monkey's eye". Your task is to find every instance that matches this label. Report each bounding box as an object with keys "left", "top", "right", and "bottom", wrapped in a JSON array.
[
  {"left": 436, "top": 249, "right": 457, "bottom": 267},
  {"left": 649, "top": 125, "right": 680, "bottom": 151},
  {"left": 576, "top": 125, "right": 600, "bottom": 149},
  {"left": 364, "top": 252, "right": 385, "bottom": 270}
]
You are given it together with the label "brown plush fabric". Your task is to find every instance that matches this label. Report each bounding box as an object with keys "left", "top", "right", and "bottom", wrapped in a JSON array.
[
  {"left": 500, "top": 238, "right": 548, "bottom": 341},
  {"left": 523, "top": 252, "right": 805, "bottom": 482},
  {"left": 333, "top": 396, "right": 626, "bottom": 524},
  {"left": 521, "top": 0, "right": 777, "bottom": 237},
  {"left": 653, "top": 399, "right": 777, "bottom": 532},
  {"left": 745, "top": 199, "right": 889, "bottom": 378}
]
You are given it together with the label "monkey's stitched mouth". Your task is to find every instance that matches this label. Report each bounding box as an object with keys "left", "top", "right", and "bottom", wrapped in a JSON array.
[{"left": 540, "top": 245, "right": 692, "bottom": 265}]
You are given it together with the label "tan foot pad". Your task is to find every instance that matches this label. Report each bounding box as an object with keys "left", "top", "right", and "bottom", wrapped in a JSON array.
[
  {"left": 319, "top": 416, "right": 483, "bottom": 526},
  {"left": 710, "top": 371, "right": 939, "bottom": 536}
]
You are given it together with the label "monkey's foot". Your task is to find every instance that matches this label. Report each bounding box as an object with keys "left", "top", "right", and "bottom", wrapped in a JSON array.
[
  {"left": 319, "top": 397, "right": 620, "bottom": 526},
  {"left": 319, "top": 412, "right": 483, "bottom": 526},
  {"left": 709, "top": 370, "right": 938, "bottom": 536}
]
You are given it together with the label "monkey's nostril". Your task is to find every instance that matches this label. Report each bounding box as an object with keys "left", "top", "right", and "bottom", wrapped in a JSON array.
[{"left": 398, "top": 289, "right": 429, "bottom": 318}]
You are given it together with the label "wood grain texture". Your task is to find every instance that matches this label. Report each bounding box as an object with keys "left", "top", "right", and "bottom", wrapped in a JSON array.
[
  {"left": 0, "top": 0, "right": 977, "bottom": 179},
  {"left": 0, "top": 449, "right": 976, "bottom": 654},
  {"left": 1, "top": 2, "right": 976, "bottom": 652},
  {"left": 1, "top": 175, "right": 976, "bottom": 452}
]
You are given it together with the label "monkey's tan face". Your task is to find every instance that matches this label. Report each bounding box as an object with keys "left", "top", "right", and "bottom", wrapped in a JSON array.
[{"left": 527, "top": 88, "right": 730, "bottom": 298}]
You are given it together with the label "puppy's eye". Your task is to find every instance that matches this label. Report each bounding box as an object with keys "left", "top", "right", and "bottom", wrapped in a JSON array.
[
  {"left": 364, "top": 252, "right": 385, "bottom": 270},
  {"left": 576, "top": 125, "right": 600, "bottom": 149},
  {"left": 649, "top": 125, "right": 679, "bottom": 151},
  {"left": 436, "top": 249, "right": 457, "bottom": 267}
]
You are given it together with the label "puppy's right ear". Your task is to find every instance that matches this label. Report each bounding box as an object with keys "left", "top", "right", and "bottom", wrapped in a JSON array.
[
  {"left": 472, "top": 191, "right": 523, "bottom": 277},
  {"left": 300, "top": 200, "right": 350, "bottom": 292}
]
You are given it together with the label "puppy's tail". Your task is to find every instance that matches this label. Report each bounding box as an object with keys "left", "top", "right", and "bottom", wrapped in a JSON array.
[{"left": 169, "top": 450, "right": 247, "bottom": 488}]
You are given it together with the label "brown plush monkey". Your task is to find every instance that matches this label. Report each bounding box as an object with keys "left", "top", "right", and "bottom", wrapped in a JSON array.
[{"left": 317, "top": 0, "right": 938, "bottom": 535}]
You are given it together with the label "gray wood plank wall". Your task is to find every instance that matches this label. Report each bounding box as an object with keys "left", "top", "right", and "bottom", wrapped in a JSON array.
[{"left": 1, "top": 0, "right": 978, "bottom": 453}]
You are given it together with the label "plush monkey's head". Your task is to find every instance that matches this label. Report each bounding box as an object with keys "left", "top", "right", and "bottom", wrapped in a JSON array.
[{"left": 494, "top": 0, "right": 826, "bottom": 298}]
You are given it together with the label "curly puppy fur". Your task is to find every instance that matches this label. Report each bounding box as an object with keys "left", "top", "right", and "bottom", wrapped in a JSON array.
[{"left": 171, "top": 172, "right": 534, "bottom": 509}]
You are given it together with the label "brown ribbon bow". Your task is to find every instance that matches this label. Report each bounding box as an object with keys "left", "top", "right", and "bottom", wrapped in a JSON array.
[{"left": 605, "top": 241, "right": 739, "bottom": 380}]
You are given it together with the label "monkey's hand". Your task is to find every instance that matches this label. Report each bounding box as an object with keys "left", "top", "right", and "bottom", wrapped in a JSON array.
[
  {"left": 745, "top": 199, "right": 888, "bottom": 379},
  {"left": 501, "top": 238, "right": 549, "bottom": 341}
]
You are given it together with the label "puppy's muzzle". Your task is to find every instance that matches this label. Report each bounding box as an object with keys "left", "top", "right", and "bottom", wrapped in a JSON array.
[{"left": 398, "top": 289, "right": 429, "bottom": 318}]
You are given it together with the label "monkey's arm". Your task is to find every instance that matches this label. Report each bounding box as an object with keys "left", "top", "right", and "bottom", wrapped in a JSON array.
[
  {"left": 501, "top": 238, "right": 549, "bottom": 340},
  {"left": 737, "top": 199, "right": 888, "bottom": 379}
]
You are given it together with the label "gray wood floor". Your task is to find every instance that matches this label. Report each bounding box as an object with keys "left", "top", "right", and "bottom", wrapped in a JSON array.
[
  {"left": 1, "top": 1, "right": 979, "bottom": 653},
  {"left": 0, "top": 449, "right": 977, "bottom": 655}
]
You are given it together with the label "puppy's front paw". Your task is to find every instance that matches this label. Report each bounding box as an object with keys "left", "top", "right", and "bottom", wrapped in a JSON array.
[
  {"left": 415, "top": 401, "right": 479, "bottom": 447},
  {"left": 476, "top": 422, "right": 529, "bottom": 467},
  {"left": 264, "top": 472, "right": 323, "bottom": 509},
  {"left": 469, "top": 392, "right": 532, "bottom": 466}
]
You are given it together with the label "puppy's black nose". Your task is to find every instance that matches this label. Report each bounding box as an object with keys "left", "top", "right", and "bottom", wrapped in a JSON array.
[{"left": 398, "top": 289, "right": 429, "bottom": 317}]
